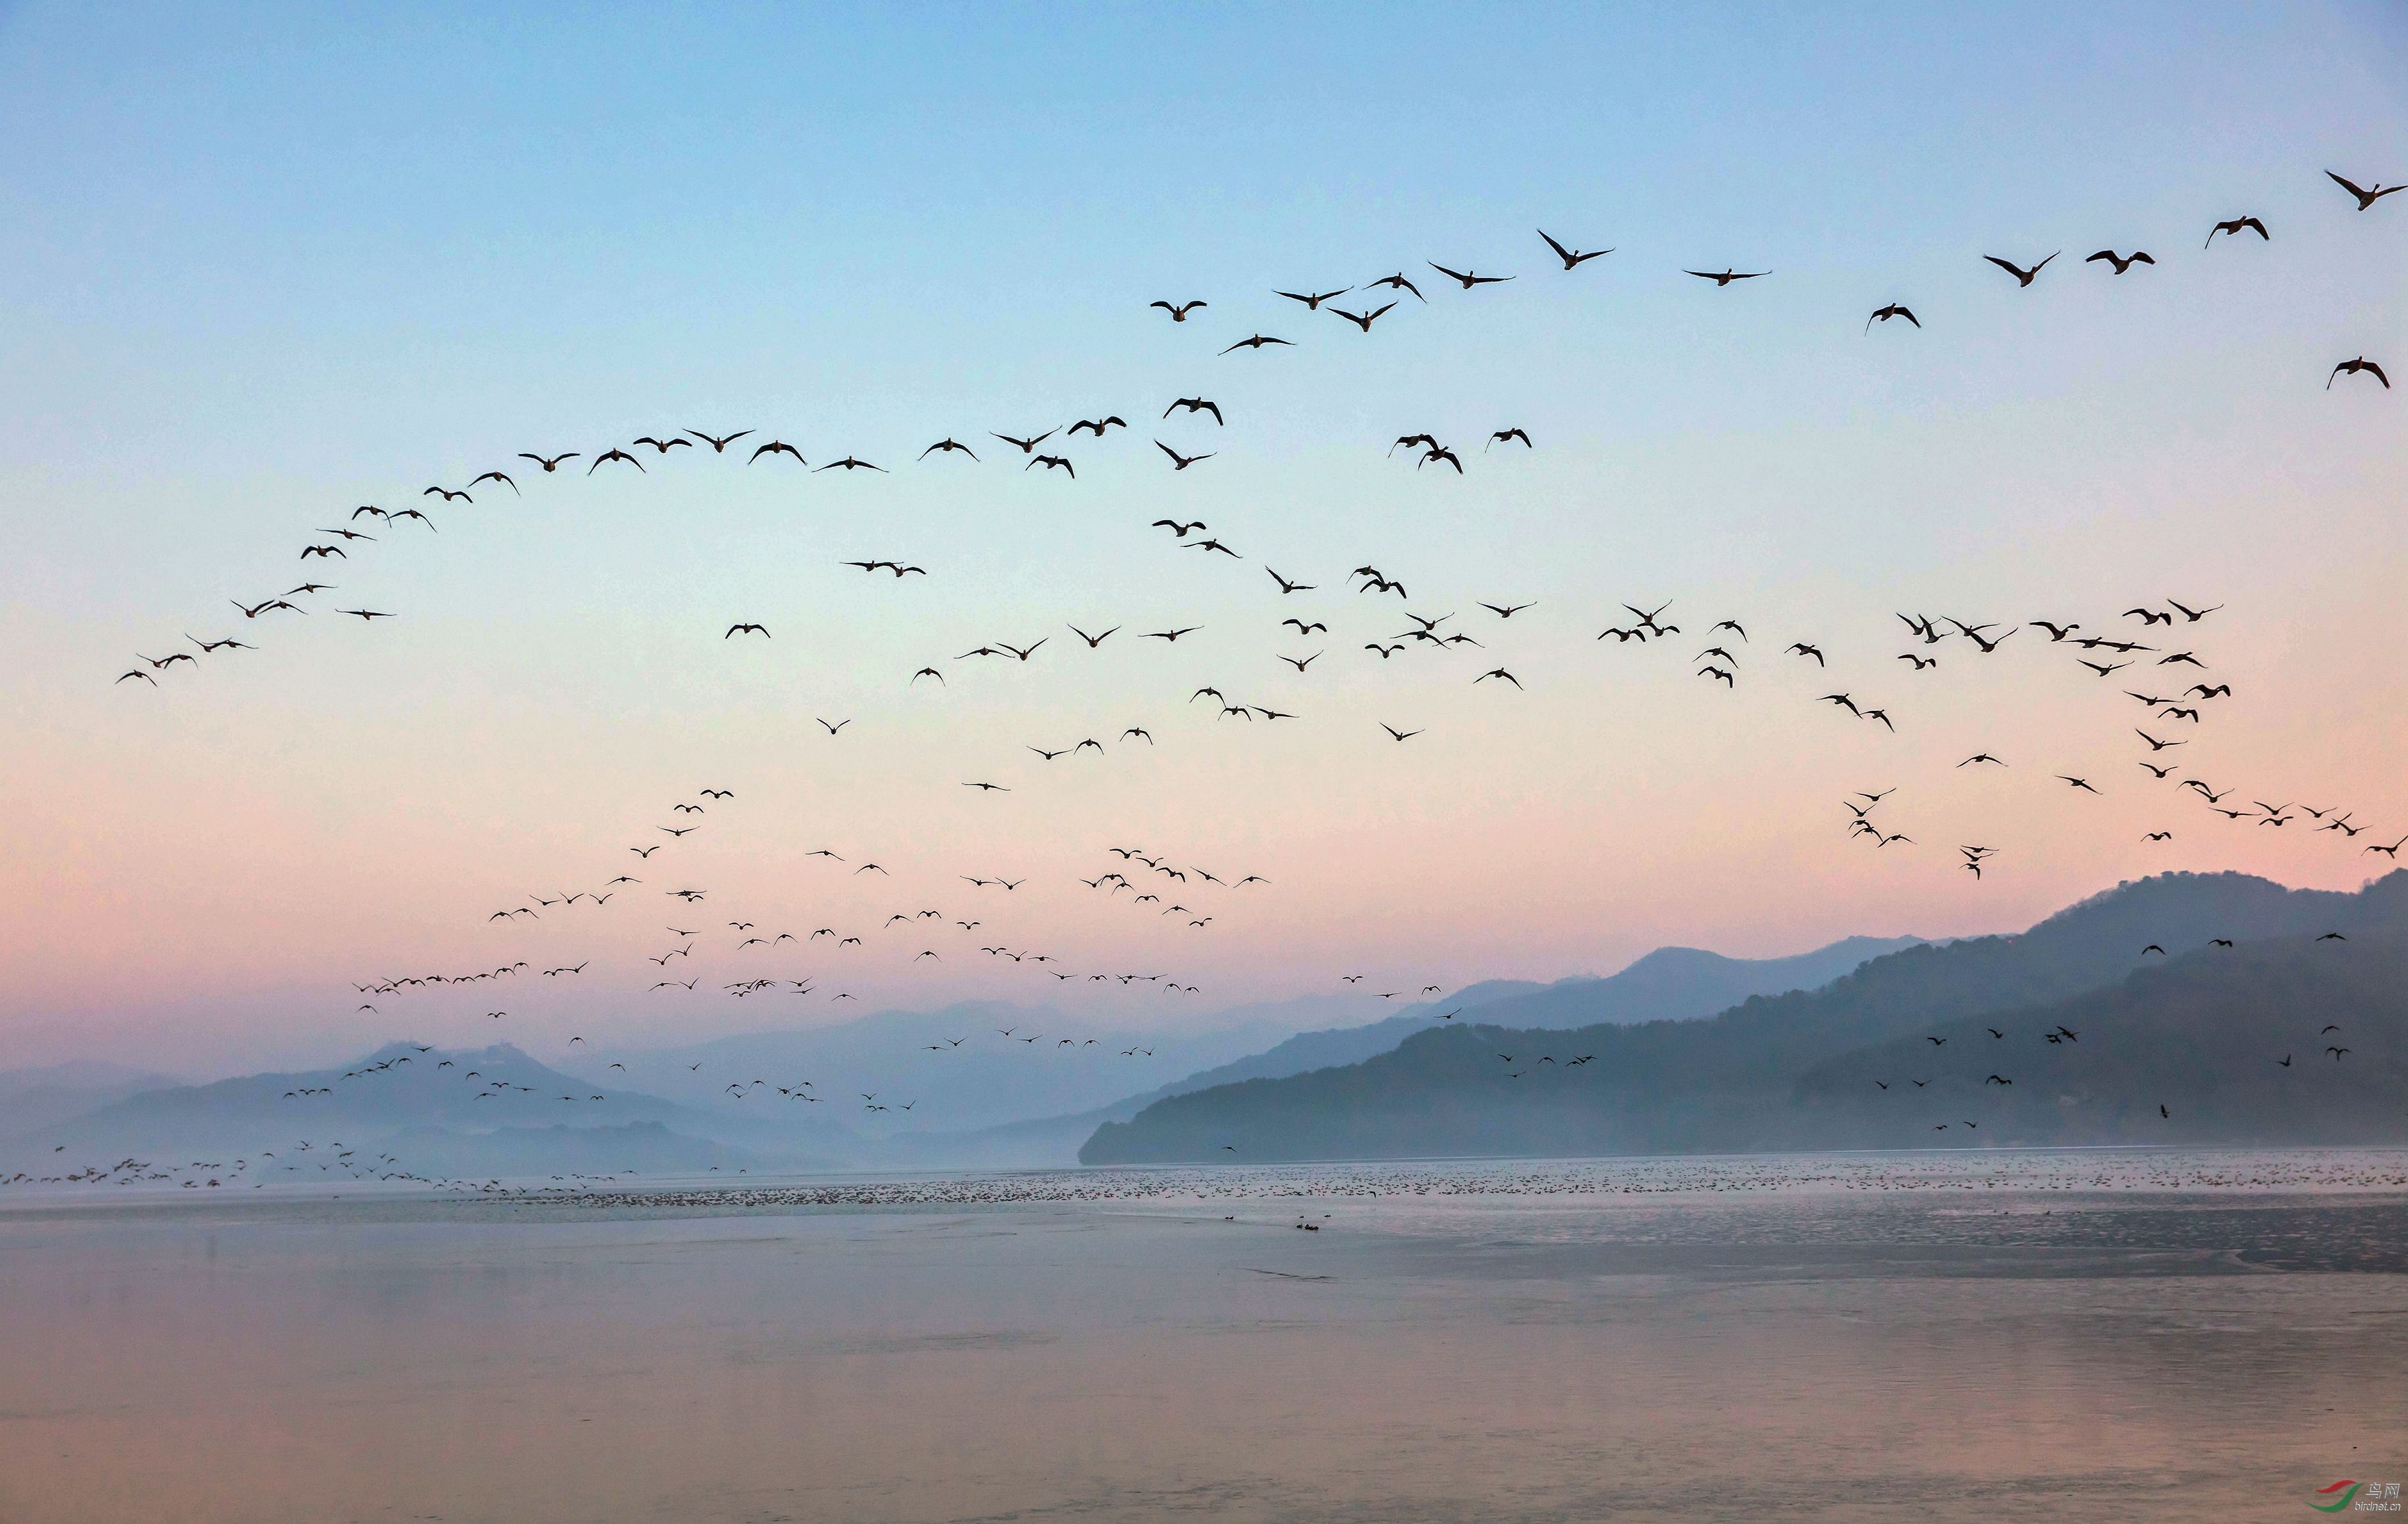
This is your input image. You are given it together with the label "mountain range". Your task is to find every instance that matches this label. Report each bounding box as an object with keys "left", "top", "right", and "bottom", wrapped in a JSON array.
[
  {"left": 27, "top": 879, "right": 2392, "bottom": 1180},
  {"left": 1081, "top": 871, "right": 2408, "bottom": 1162},
  {"left": 2, "top": 931, "right": 1919, "bottom": 1176}
]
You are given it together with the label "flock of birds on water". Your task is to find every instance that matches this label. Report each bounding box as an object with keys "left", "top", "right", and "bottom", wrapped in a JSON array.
[{"left": 31, "top": 167, "right": 2401, "bottom": 1194}]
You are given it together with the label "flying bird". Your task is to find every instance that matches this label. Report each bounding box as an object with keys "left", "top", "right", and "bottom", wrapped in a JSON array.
[
  {"left": 1983, "top": 252, "right": 2058, "bottom": 287},
  {"left": 2326, "top": 171, "right": 2403, "bottom": 211},
  {"left": 1429, "top": 262, "right": 1513, "bottom": 288},
  {"left": 2328, "top": 356, "right": 2389, "bottom": 389},
  {"left": 1537, "top": 230, "right": 1613, "bottom": 269},
  {"left": 2085, "top": 249, "right": 2154, "bottom": 274},
  {"left": 1328, "top": 302, "right": 1398, "bottom": 332}
]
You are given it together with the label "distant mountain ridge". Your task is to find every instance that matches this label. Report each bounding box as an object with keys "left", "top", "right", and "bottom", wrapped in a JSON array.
[
  {"left": 1082, "top": 873, "right": 2408, "bottom": 1163},
  {"left": 561, "top": 996, "right": 1380, "bottom": 1134},
  {"left": 3, "top": 934, "right": 1933, "bottom": 1175},
  {"left": 1414, "top": 935, "right": 1929, "bottom": 1030},
  {"left": 860, "top": 933, "right": 1926, "bottom": 1164},
  {"left": 1, "top": 1042, "right": 832, "bottom": 1176},
  {"left": 0, "top": 1061, "right": 187, "bottom": 1138},
  {"left": 1104, "top": 934, "right": 1928, "bottom": 1101}
]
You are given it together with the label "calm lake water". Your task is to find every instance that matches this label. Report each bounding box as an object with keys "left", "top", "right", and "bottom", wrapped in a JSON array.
[{"left": 3, "top": 1150, "right": 2404, "bottom": 1522}]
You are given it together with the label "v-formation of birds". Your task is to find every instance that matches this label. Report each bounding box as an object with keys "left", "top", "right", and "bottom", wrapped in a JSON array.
[{"left": 88, "top": 173, "right": 2400, "bottom": 1160}]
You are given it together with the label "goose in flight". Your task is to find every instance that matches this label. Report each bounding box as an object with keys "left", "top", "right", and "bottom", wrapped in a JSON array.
[
  {"left": 1328, "top": 302, "right": 1397, "bottom": 332},
  {"left": 2085, "top": 249, "right": 2154, "bottom": 274},
  {"left": 1150, "top": 299, "right": 1207, "bottom": 322},
  {"left": 2329, "top": 356, "right": 2389, "bottom": 389},
  {"left": 1983, "top": 252, "right": 2057, "bottom": 286},
  {"left": 2326, "top": 171, "right": 2403, "bottom": 211},
  {"left": 1537, "top": 229, "right": 1613, "bottom": 268},
  {"left": 1429, "top": 262, "right": 1512, "bottom": 288},
  {"left": 2204, "top": 216, "right": 2268, "bottom": 247},
  {"left": 1684, "top": 267, "right": 1769, "bottom": 286}
]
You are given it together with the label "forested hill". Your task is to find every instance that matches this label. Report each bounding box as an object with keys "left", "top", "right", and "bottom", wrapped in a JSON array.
[{"left": 1081, "top": 871, "right": 2408, "bottom": 1162}]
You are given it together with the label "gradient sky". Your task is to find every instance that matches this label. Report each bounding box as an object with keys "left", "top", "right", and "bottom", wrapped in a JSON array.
[{"left": 3, "top": 2, "right": 2403, "bottom": 1075}]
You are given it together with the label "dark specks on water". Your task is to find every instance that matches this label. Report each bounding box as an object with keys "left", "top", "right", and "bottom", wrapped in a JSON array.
[{"left": 1, "top": 1148, "right": 2403, "bottom": 1522}]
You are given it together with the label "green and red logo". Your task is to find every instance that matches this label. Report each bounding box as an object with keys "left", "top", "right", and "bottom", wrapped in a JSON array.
[{"left": 2312, "top": 1481, "right": 2363, "bottom": 1512}]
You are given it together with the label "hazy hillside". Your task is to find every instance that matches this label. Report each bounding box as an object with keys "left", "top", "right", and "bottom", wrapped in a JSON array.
[
  {"left": 2, "top": 1043, "right": 833, "bottom": 1177},
  {"left": 1084, "top": 873, "right": 2408, "bottom": 1162},
  {"left": 863, "top": 934, "right": 1924, "bottom": 1165},
  {"left": 560, "top": 995, "right": 1384, "bottom": 1133},
  {"left": 0, "top": 1061, "right": 187, "bottom": 1137},
  {"left": 1789, "top": 934, "right": 2407, "bottom": 1146},
  {"left": 1449, "top": 935, "right": 1927, "bottom": 1030}
]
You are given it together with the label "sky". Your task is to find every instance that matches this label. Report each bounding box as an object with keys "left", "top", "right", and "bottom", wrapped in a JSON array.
[{"left": 2, "top": 1, "right": 2403, "bottom": 1075}]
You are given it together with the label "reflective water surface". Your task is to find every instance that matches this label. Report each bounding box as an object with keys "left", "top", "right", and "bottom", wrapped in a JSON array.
[{"left": 3, "top": 1150, "right": 2403, "bottom": 1523}]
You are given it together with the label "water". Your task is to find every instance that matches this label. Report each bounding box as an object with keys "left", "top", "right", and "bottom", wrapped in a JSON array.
[{"left": 3, "top": 1150, "right": 2403, "bottom": 1522}]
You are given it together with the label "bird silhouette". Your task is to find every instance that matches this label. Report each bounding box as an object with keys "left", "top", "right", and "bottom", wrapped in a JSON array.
[
  {"left": 1538, "top": 230, "right": 1613, "bottom": 269},
  {"left": 1984, "top": 252, "right": 2058, "bottom": 286},
  {"left": 2085, "top": 249, "right": 2154, "bottom": 274},
  {"left": 2329, "top": 357, "right": 2389, "bottom": 389},
  {"left": 2326, "top": 171, "right": 2403, "bottom": 211}
]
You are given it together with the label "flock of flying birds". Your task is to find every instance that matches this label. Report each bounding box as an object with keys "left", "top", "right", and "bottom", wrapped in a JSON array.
[{"left": 77, "top": 167, "right": 2401, "bottom": 1168}]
